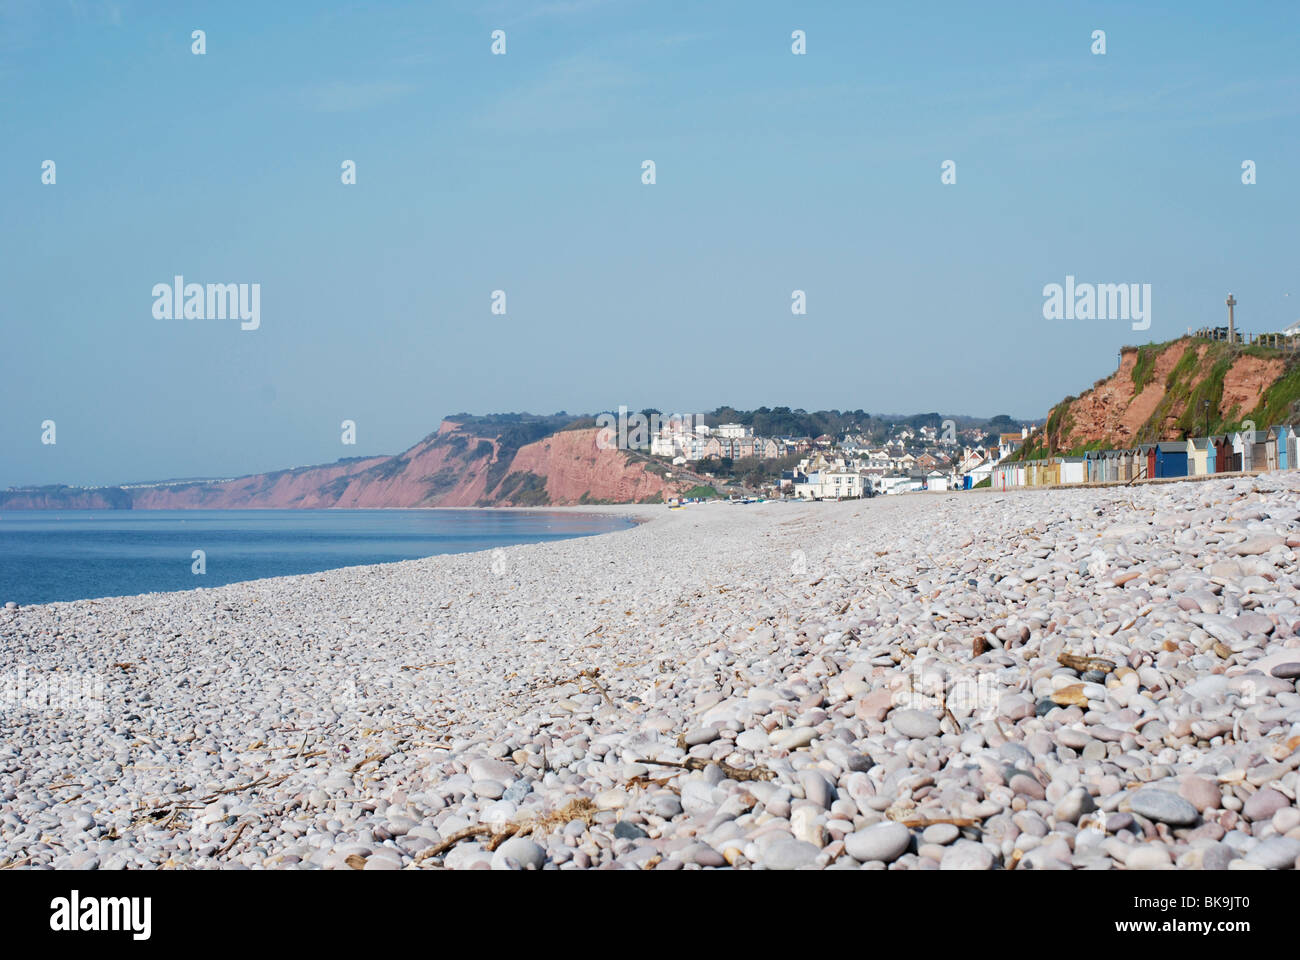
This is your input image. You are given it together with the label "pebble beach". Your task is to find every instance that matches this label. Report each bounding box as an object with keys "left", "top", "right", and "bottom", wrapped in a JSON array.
[{"left": 3, "top": 476, "right": 1300, "bottom": 871}]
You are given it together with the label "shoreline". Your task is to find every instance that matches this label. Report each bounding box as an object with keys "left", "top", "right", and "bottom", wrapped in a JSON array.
[
  {"left": 1, "top": 504, "right": 658, "bottom": 612},
  {"left": 2, "top": 478, "right": 1299, "bottom": 870}
]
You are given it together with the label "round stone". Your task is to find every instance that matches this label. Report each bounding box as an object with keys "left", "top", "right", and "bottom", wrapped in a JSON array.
[
  {"left": 1129, "top": 789, "right": 1198, "bottom": 827},
  {"left": 1057, "top": 728, "right": 1092, "bottom": 750},
  {"left": 1273, "top": 808, "right": 1300, "bottom": 835},
  {"left": 1000, "top": 695, "right": 1035, "bottom": 721},
  {"left": 844, "top": 822, "right": 911, "bottom": 863},
  {"left": 1053, "top": 787, "right": 1096, "bottom": 825},
  {"left": 1081, "top": 741, "right": 1107, "bottom": 762},
  {"left": 940, "top": 839, "right": 994, "bottom": 870},
  {"left": 613, "top": 820, "right": 648, "bottom": 840},
  {"left": 773, "top": 727, "right": 817, "bottom": 751},
  {"left": 491, "top": 837, "right": 545, "bottom": 870},
  {"left": 1126, "top": 844, "right": 1173, "bottom": 870},
  {"left": 468, "top": 758, "right": 516, "bottom": 783},
  {"left": 682, "top": 727, "right": 719, "bottom": 747},
  {"left": 798, "top": 770, "right": 834, "bottom": 810},
  {"left": 653, "top": 794, "right": 682, "bottom": 819},
  {"left": 1242, "top": 788, "right": 1289, "bottom": 822},
  {"left": 1243, "top": 836, "right": 1300, "bottom": 869},
  {"left": 595, "top": 789, "right": 628, "bottom": 810},
  {"left": 922, "top": 823, "right": 959, "bottom": 846},
  {"left": 1009, "top": 774, "right": 1045, "bottom": 800},
  {"left": 762, "top": 838, "right": 820, "bottom": 870},
  {"left": 1179, "top": 776, "right": 1221, "bottom": 813},
  {"left": 685, "top": 843, "right": 726, "bottom": 867},
  {"left": 890, "top": 709, "right": 941, "bottom": 739}
]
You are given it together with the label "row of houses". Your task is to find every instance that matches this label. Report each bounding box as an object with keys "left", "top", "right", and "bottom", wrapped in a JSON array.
[
  {"left": 652, "top": 426, "right": 810, "bottom": 461},
  {"left": 991, "top": 427, "right": 1300, "bottom": 490},
  {"left": 784, "top": 449, "right": 961, "bottom": 498}
]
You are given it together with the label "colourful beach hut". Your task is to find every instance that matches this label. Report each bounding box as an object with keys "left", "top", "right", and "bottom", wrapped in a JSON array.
[
  {"left": 1155, "top": 441, "right": 1188, "bottom": 478},
  {"left": 1264, "top": 428, "right": 1280, "bottom": 471},
  {"left": 1240, "top": 429, "right": 1269, "bottom": 472},
  {"left": 1187, "top": 437, "right": 1211, "bottom": 476},
  {"left": 1059, "top": 456, "right": 1085, "bottom": 485},
  {"left": 1084, "top": 450, "right": 1102, "bottom": 483},
  {"left": 1233, "top": 432, "right": 1250, "bottom": 471},
  {"left": 1118, "top": 449, "right": 1136, "bottom": 483},
  {"left": 1104, "top": 450, "right": 1119, "bottom": 483},
  {"left": 1214, "top": 434, "right": 1239, "bottom": 472},
  {"left": 1140, "top": 444, "right": 1157, "bottom": 481}
]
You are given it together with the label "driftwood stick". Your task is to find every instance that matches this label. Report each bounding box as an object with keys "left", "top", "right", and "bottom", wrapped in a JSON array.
[
  {"left": 217, "top": 820, "right": 251, "bottom": 857},
  {"left": 580, "top": 669, "right": 616, "bottom": 709},
  {"left": 417, "top": 825, "right": 494, "bottom": 861},
  {"left": 942, "top": 704, "right": 962, "bottom": 733},
  {"left": 415, "top": 798, "right": 597, "bottom": 865},
  {"left": 199, "top": 773, "right": 288, "bottom": 803},
  {"left": 486, "top": 827, "right": 522, "bottom": 852},
  {"left": 635, "top": 755, "right": 774, "bottom": 783},
  {"left": 349, "top": 752, "right": 392, "bottom": 773}
]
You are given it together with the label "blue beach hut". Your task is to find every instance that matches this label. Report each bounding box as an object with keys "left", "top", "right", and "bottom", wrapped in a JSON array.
[{"left": 1154, "top": 441, "right": 1188, "bottom": 478}]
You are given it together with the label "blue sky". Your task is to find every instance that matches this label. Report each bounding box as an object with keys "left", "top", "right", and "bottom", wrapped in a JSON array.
[{"left": 2, "top": 0, "right": 1297, "bottom": 486}]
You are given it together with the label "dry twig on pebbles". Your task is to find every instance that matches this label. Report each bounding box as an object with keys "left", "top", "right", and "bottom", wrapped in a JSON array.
[
  {"left": 349, "top": 752, "right": 392, "bottom": 773},
  {"left": 635, "top": 755, "right": 774, "bottom": 782},
  {"left": 415, "top": 797, "right": 598, "bottom": 864},
  {"left": 217, "top": 820, "right": 252, "bottom": 857},
  {"left": 198, "top": 773, "right": 288, "bottom": 803},
  {"left": 579, "top": 668, "right": 617, "bottom": 709}
]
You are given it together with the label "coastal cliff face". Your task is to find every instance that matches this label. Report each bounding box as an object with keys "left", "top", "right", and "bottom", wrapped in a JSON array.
[
  {"left": 507, "top": 428, "right": 679, "bottom": 505},
  {"left": 1030, "top": 337, "right": 1300, "bottom": 454},
  {"left": 0, "top": 490, "right": 133, "bottom": 510},
  {"left": 1, "top": 421, "right": 686, "bottom": 510}
]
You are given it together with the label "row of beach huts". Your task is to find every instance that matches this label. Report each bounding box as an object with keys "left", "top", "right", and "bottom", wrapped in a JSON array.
[{"left": 991, "top": 426, "right": 1300, "bottom": 490}]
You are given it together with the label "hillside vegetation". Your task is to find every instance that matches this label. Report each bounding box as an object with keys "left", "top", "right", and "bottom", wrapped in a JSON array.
[{"left": 1013, "top": 337, "right": 1300, "bottom": 460}]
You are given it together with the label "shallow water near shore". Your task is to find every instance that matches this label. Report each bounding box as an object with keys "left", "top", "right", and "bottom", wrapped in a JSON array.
[{"left": 0, "top": 508, "right": 634, "bottom": 605}]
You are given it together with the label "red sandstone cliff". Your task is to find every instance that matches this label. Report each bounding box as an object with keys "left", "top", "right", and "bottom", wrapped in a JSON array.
[
  {"left": 1021, "top": 337, "right": 1299, "bottom": 456},
  {"left": 2, "top": 420, "right": 687, "bottom": 510}
]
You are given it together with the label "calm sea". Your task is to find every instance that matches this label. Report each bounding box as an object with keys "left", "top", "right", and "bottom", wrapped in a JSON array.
[{"left": 0, "top": 509, "right": 633, "bottom": 606}]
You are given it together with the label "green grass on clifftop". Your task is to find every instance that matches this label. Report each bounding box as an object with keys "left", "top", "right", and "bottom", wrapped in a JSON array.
[{"left": 1011, "top": 337, "right": 1300, "bottom": 457}]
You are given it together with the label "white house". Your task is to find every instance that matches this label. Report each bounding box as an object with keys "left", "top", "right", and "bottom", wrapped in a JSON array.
[
  {"left": 793, "top": 468, "right": 869, "bottom": 499},
  {"left": 965, "top": 459, "right": 994, "bottom": 487},
  {"left": 716, "top": 423, "right": 753, "bottom": 439},
  {"left": 680, "top": 437, "right": 708, "bottom": 461},
  {"left": 650, "top": 435, "right": 677, "bottom": 457}
]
